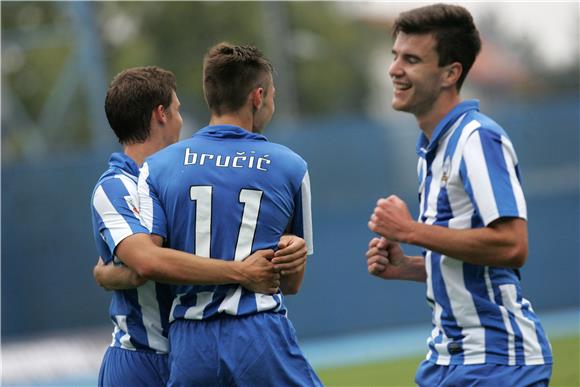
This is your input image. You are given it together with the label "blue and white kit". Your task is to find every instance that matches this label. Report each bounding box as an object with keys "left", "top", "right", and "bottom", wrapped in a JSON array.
[{"left": 415, "top": 100, "right": 552, "bottom": 367}]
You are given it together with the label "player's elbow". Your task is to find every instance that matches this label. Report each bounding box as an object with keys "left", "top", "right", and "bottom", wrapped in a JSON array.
[
  {"left": 491, "top": 218, "right": 528, "bottom": 269},
  {"left": 92, "top": 267, "right": 108, "bottom": 289},
  {"left": 117, "top": 239, "right": 159, "bottom": 279},
  {"left": 132, "top": 256, "right": 157, "bottom": 279},
  {"left": 504, "top": 242, "right": 527, "bottom": 269},
  {"left": 122, "top": 249, "right": 157, "bottom": 279}
]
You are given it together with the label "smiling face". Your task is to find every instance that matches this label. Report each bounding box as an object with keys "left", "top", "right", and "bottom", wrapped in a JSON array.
[{"left": 388, "top": 32, "right": 449, "bottom": 118}]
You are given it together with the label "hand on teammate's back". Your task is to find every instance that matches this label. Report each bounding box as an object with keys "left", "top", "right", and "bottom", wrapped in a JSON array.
[
  {"left": 240, "top": 249, "right": 280, "bottom": 294},
  {"left": 272, "top": 235, "right": 308, "bottom": 275},
  {"left": 93, "top": 256, "right": 147, "bottom": 290}
]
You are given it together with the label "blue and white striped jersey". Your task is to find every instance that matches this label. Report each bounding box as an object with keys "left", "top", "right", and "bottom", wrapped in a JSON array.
[
  {"left": 416, "top": 100, "right": 552, "bottom": 366},
  {"left": 91, "top": 152, "right": 171, "bottom": 354},
  {"left": 138, "top": 125, "right": 313, "bottom": 322}
]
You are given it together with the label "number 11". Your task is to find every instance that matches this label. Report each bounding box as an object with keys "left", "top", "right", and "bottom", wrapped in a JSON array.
[{"left": 189, "top": 186, "right": 263, "bottom": 260}]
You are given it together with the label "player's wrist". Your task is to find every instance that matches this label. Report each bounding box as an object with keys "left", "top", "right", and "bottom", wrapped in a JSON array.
[
  {"left": 230, "top": 261, "right": 250, "bottom": 285},
  {"left": 403, "top": 221, "right": 420, "bottom": 245}
]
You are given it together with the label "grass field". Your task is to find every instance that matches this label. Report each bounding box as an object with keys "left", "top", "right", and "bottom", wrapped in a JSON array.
[{"left": 316, "top": 335, "right": 579, "bottom": 386}]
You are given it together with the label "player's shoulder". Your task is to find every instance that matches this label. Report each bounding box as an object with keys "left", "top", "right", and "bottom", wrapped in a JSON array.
[
  {"left": 463, "top": 110, "right": 508, "bottom": 139},
  {"left": 92, "top": 168, "right": 137, "bottom": 199},
  {"left": 263, "top": 141, "right": 307, "bottom": 167},
  {"left": 142, "top": 138, "right": 194, "bottom": 174}
]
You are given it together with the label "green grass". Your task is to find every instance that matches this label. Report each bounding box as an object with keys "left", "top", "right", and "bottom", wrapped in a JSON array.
[{"left": 316, "top": 335, "right": 579, "bottom": 386}]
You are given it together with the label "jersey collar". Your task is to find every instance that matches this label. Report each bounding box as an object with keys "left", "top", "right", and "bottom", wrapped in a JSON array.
[
  {"left": 109, "top": 152, "right": 140, "bottom": 177},
  {"left": 416, "top": 99, "right": 480, "bottom": 157},
  {"left": 196, "top": 125, "right": 268, "bottom": 142}
]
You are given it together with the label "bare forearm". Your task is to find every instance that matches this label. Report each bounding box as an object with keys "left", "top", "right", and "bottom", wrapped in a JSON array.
[
  {"left": 397, "top": 255, "right": 427, "bottom": 282},
  {"left": 406, "top": 219, "right": 527, "bottom": 268},
  {"left": 376, "top": 255, "right": 426, "bottom": 282},
  {"left": 116, "top": 235, "right": 246, "bottom": 285},
  {"left": 144, "top": 249, "right": 246, "bottom": 285}
]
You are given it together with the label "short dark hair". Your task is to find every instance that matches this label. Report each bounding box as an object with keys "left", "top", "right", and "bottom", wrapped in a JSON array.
[
  {"left": 393, "top": 3, "right": 481, "bottom": 90},
  {"left": 105, "top": 66, "right": 176, "bottom": 144},
  {"left": 203, "top": 42, "right": 273, "bottom": 116}
]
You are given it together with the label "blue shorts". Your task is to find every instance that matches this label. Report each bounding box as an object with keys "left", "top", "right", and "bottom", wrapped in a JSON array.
[
  {"left": 415, "top": 359, "right": 552, "bottom": 387},
  {"left": 167, "top": 312, "right": 322, "bottom": 387},
  {"left": 98, "top": 346, "right": 169, "bottom": 387}
]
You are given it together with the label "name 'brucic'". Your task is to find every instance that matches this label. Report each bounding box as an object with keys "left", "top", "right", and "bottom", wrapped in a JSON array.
[{"left": 183, "top": 148, "right": 271, "bottom": 171}]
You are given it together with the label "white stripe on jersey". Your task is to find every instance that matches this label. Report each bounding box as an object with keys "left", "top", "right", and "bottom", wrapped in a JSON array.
[
  {"left": 440, "top": 256, "right": 486, "bottom": 365},
  {"left": 218, "top": 286, "right": 242, "bottom": 315},
  {"left": 115, "top": 174, "right": 138, "bottom": 196},
  {"left": 462, "top": 130, "right": 500, "bottom": 226},
  {"left": 430, "top": 301, "right": 451, "bottom": 365},
  {"left": 255, "top": 293, "right": 279, "bottom": 312},
  {"left": 484, "top": 267, "right": 516, "bottom": 365},
  {"left": 483, "top": 267, "right": 495, "bottom": 303},
  {"left": 301, "top": 171, "right": 314, "bottom": 255},
  {"left": 422, "top": 143, "right": 446, "bottom": 221},
  {"left": 137, "top": 281, "right": 168, "bottom": 353},
  {"left": 93, "top": 185, "right": 135, "bottom": 246},
  {"left": 114, "top": 316, "right": 136, "bottom": 350},
  {"left": 501, "top": 138, "right": 527, "bottom": 218},
  {"left": 137, "top": 163, "right": 154, "bottom": 232},
  {"left": 499, "top": 285, "right": 544, "bottom": 365},
  {"left": 169, "top": 293, "right": 184, "bottom": 323},
  {"left": 446, "top": 121, "right": 479, "bottom": 230},
  {"left": 183, "top": 291, "right": 214, "bottom": 320},
  {"left": 424, "top": 251, "right": 434, "bottom": 317},
  {"left": 417, "top": 158, "right": 427, "bottom": 219}
]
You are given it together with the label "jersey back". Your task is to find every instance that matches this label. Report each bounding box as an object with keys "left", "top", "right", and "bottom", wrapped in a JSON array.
[{"left": 139, "top": 125, "right": 313, "bottom": 321}]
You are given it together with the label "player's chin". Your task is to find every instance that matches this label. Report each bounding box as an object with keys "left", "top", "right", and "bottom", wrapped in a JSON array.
[{"left": 391, "top": 99, "right": 409, "bottom": 112}]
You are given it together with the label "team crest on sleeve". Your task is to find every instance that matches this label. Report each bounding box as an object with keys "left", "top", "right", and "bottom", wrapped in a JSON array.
[
  {"left": 440, "top": 156, "right": 451, "bottom": 187},
  {"left": 124, "top": 195, "right": 141, "bottom": 218}
]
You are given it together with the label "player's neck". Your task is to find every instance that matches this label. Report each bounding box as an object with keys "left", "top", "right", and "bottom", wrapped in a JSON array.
[
  {"left": 416, "top": 93, "right": 461, "bottom": 140},
  {"left": 209, "top": 111, "right": 254, "bottom": 133},
  {"left": 124, "top": 140, "right": 162, "bottom": 166}
]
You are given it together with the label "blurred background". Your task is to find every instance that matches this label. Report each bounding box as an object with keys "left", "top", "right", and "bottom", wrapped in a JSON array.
[{"left": 2, "top": 2, "right": 578, "bottom": 386}]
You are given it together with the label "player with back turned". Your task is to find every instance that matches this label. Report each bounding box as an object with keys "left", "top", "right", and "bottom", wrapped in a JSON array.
[
  {"left": 366, "top": 4, "right": 552, "bottom": 386},
  {"left": 91, "top": 66, "right": 307, "bottom": 386},
  {"left": 138, "top": 43, "right": 321, "bottom": 386}
]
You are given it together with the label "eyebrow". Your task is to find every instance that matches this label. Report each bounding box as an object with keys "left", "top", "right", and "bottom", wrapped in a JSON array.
[{"left": 392, "top": 49, "right": 422, "bottom": 62}]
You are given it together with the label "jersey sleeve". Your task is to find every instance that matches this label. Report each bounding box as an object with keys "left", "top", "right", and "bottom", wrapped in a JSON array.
[
  {"left": 288, "top": 170, "right": 314, "bottom": 255},
  {"left": 92, "top": 176, "right": 150, "bottom": 258},
  {"left": 138, "top": 161, "right": 168, "bottom": 239},
  {"left": 459, "top": 128, "right": 527, "bottom": 226}
]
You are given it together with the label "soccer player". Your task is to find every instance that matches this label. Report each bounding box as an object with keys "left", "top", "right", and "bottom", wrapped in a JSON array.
[
  {"left": 91, "top": 66, "right": 307, "bottom": 386},
  {"left": 366, "top": 4, "right": 552, "bottom": 386},
  {"left": 138, "top": 43, "right": 321, "bottom": 386}
]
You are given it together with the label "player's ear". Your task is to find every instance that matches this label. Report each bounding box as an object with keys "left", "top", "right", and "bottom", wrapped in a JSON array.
[
  {"left": 251, "top": 87, "right": 264, "bottom": 110},
  {"left": 441, "top": 62, "right": 462, "bottom": 89},
  {"left": 152, "top": 104, "right": 167, "bottom": 124}
]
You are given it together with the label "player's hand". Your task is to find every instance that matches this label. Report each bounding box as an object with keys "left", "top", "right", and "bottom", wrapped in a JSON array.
[
  {"left": 240, "top": 249, "right": 280, "bottom": 295},
  {"left": 368, "top": 195, "right": 415, "bottom": 243},
  {"left": 93, "top": 257, "right": 147, "bottom": 290},
  {"left": 272, "top": 235, "right": 307, "bottom": 275},
  {"left": 366, "top": 237, "right": 406, "bottom": 280}
]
